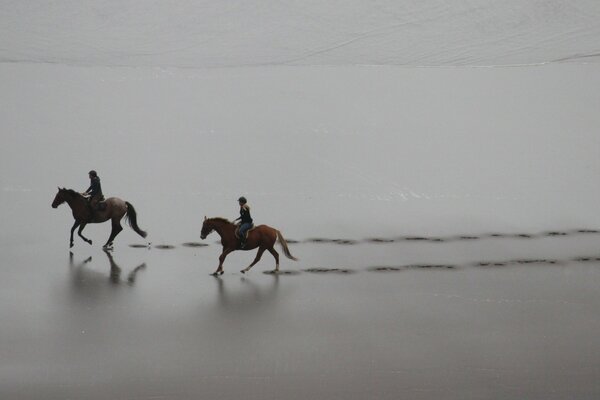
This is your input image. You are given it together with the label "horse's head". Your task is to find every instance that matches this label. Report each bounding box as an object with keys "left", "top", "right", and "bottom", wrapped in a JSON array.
[
  {"left": 200, "top": 217, "right": 213, "bottom": 239},
  {"left": 52, "top": 187, "right": 82, "bottom": 208},
  {"left": 52, "top": 187, "right": 68, "bottom": 208},
  {"left": 200, "top": 217, "right": 233, "bottom": 239}
]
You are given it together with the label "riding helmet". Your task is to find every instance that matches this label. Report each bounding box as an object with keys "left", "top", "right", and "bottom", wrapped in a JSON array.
[
  {"left": 238, "top": 196, "right": 247, "bottom": 204},
  {"left": 88, "top": 170, "right": 98, "bottom": 177}
]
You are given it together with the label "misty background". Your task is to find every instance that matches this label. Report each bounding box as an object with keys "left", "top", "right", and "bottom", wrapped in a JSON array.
[{"left": 1, "top": 2, "right": 600, "bottom": 399}]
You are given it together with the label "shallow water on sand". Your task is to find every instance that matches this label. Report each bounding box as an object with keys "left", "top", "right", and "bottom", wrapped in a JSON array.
[
  {"left": 2, "top": 231, "right": 600, "bottom": 400},
  {"left": 2, "top": 62, "right": 600, "bottom": 398}
]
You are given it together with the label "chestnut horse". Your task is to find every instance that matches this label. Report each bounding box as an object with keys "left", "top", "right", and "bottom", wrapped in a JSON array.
[
  {"left": 52, "top": 187, "right": 147, "bottom": 248},
  {"left": 200, "top": 217, "right": 298, "bottom": 275}
]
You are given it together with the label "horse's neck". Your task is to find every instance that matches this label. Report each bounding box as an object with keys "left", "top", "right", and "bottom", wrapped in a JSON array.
[
  {"left": 212, "top": 220, "right": 234, "bottom": 238},
  {"left": 66, "top": 195, "right": 88, "bottom": 217},
  {"left": 65, "top": 195, "right": 83, "bottom": 207}
]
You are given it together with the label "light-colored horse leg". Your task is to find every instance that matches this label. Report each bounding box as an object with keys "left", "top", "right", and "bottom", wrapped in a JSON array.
[
  {"left": 267, "top": 247, "right": 280, "bottom": 272},
  {"left": 77, "top": 223, "right": 92, "bottom": 245},
  {"left": 241, "top": 248, "right": 266, "bottom": 274},
  {"left": 70, "top": 221, "right": 80, "bottom": 248}
]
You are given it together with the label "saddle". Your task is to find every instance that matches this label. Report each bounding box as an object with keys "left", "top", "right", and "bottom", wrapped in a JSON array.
[
  {"left": 235, "top": 224, "right": 255, "bottom": 239},
  {"left": 96, "top": 201, "right": 107, "bottom": 211},
  {"left": 86, "top": 194, "right": 107, "bottom": 213}
]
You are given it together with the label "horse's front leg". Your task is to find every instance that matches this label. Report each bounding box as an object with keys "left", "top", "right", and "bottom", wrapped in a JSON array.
[
  {"left": 70, "top": 221, "right": 80, "bottom": 248},
  {"left": 212, "top": 248, "right": 234, "bottom": 276},
  {"left": 241, "top": 247, "right": 265, "bottom": 274},
  {"left": 78, "top": 223, "right": 92, "bottom": 245}
]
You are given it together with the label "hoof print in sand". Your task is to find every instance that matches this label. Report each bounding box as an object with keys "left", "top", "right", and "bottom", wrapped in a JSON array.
[
  {"left": 182, "top": 242, "right": 208, "bottom": 248},
  {"left": 303, "top": 267, "right": 354, "bottom": 274},
  {"left": 263, "top": 270, "right": 300, "bottom": 275},
  {"left": 154, "top": 244, "right": 176, "bottom": 250}
]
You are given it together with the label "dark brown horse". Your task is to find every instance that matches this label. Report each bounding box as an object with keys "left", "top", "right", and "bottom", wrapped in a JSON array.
[
  {"left": 52, "top": 188, "right": 147, "bottom": 248},
  {"left": 200, "top": 217, "right": 298, "bottom": 275}
]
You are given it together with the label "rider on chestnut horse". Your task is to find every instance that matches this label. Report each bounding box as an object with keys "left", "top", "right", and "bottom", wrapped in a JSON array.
[
  {"left": 200, "top": 216, "right": 297, "bottom": 275},
  {"left": 233, "top": 196, "right": 253, "bottom": 248}
]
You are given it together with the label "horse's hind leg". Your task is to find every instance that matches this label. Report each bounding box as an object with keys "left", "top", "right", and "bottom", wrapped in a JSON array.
[
  {"left": 104, "top": 219, "right": 123, "bottom": 249},
  {"left": 267, "top": 247, "right": 280, "bottom": 272},
  {"left": 70, "top": 221, "right": 80, "bottom": 248},
  {"left": 241, "top": 247, "right": 266, "bottom": 274},
  {"left": 78, "top": 223, "right": 92, "bottom": 245}
]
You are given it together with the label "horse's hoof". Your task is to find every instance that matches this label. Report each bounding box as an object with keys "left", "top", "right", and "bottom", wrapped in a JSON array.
[
  {"left": 87, "top": 240, "right": 93, "bottom": 245},
  {"left": 219, "top": 271, "right": 224, "bottom": 275},
  {"left": 241, "top": 270, "right": 246, "bottom": 274},
  {"left": 69, "top": 244, "right": 74, "bottom": 248}
]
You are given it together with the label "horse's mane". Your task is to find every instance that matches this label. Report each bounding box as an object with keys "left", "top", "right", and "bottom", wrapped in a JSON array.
[
  {"left": 63, "top": 188, "right": 84, "bottom": 199},
  {"left": 209, "top": 217, "right": 234, "bottom": 225}
]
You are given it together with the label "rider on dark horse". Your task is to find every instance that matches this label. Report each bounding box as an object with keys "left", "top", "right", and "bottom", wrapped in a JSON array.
[
  {"left": 234, "top": 196, "right": 253, "bottom": 248},
  {"left": 82, "top": 170, "right": 105, "bottom": 214}
]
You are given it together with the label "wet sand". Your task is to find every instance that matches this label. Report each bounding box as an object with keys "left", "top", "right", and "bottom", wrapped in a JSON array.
[
  {"left": 2, "top": 232, "right": 600, "bottom": 400},
  {"left": 2, "top": 59, "right": 599, "bottom": 399}
]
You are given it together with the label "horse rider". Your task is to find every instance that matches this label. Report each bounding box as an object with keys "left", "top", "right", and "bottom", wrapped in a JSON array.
[
  {"left": 82, "top": 170, "right": 104, "bottom": 212},
  {"left": 234, "top": 196, "right": 253, "bottom": 248}
]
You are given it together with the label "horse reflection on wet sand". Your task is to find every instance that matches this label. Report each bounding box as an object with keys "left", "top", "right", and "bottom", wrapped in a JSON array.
[
  {"left": 213, "top": 274, "right": 281, "bottom": 314},
  {"left": 69, "top": 250, "right": 146, "bottom": 287}
]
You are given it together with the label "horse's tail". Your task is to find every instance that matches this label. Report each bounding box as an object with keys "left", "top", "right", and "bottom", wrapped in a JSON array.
[
  {"left": 125, "top": 201, "right": 147, "bottom": 238},
  {"left": 276, "top": 230, "right": 298, "bottom": 261}
]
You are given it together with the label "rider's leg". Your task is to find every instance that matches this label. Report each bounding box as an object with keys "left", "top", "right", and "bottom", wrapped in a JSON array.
[
  {"left": 239, "top": 223, "right": 250, "bottom": 248},
  {"left": 239, "top": 224, "right": 245, "bottom": 247}
]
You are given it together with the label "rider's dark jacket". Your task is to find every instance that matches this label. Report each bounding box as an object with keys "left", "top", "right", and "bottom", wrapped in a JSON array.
[
  {"left": 239, "top": 205, "right": 253, "bottom": 224},
  {"left": 86, "top": 176, "right": 103, "bottom": 197}
]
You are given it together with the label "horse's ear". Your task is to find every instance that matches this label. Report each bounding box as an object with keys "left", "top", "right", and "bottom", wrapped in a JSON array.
[{"left": 204, "top": 216, "right": 207, "bottom": 221}]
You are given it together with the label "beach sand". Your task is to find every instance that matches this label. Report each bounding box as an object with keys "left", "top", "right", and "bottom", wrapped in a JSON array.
[
  {"left": 2, "top": 7, "right": 600, "bottom": 396},
  {"left": 1, "top": 232, "right": 600, "bottom": 399}
]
